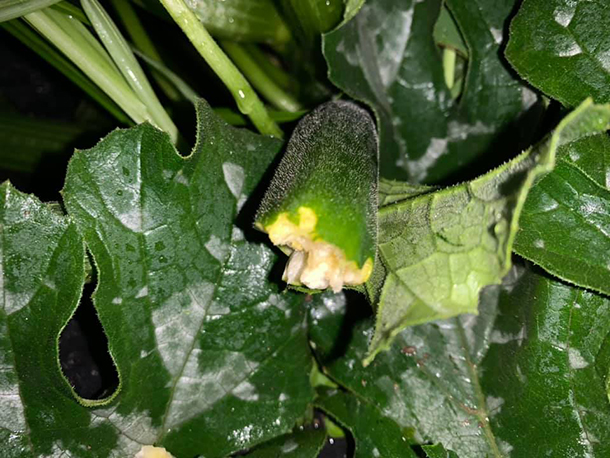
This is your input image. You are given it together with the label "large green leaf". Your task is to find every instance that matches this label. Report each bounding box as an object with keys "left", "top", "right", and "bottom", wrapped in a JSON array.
[
  {"left": 61, "top": 100, "right": 314, "bottom": 457},
  {"left": 323, "top": 0, "right": 535, "bottom": 182},
  {"left": 315, "top": 387, "right": 417, "bottom": 458},
  {"left": 364, "top": 99, "right": 610, "bottom": 363},
  {"left": 0, "top": 101, "right": 314, "bottom": 457},
  {"left": 0, "top": 182, "right": 87, "bottom": 458},
  {"left": 310, "top": 266, "right": 610, "bottom": 457},
  {"left": 506, "top": 0, "right": 610, "bottom": 107},
  {"left": 514, "top": 133, "right": 610, "bottom": 296}
]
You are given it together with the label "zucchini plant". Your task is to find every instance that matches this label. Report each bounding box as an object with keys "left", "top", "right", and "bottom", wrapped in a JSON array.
[{"left": 0, "top": 0, "right": 609, "bottom": 457}]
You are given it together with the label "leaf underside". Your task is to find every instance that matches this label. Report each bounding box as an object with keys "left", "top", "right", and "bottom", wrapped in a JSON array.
[{"left": 365, "top": 99, "right": 610, "bottom": 364}]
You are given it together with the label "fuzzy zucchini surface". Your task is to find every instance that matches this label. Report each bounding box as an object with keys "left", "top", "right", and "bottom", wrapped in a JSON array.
[{"left": 256, "top": 100, "right": 378, "bottom": 292}]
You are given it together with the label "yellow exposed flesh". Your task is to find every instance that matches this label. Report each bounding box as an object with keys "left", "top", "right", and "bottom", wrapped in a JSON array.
[
  {"left": 265, "top": 207, "right": 373, "bottom": 292},
  {"left": 135, "top": 446, "right": 175, "bottom": 458}
]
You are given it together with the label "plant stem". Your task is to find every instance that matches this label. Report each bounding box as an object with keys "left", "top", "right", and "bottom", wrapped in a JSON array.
[
  {"left": 158, "top": 0, "right": 282, "bottom": 138},
  {"left": 245, "top": 44, "right": 293, "bottom": 91},
  {"left": 109, "top": 0, "right": 181, "bottom": 102},
  {"left": 221, "top": 41, "right": 301, "bottom": 113},
  {"left": 443, "top": 47, "right": 456, "bottom": 90}
]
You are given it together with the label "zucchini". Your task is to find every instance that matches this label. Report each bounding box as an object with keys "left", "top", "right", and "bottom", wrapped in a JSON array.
[{"left": 255, "top": 100, "right": 378, "bottom": 292}]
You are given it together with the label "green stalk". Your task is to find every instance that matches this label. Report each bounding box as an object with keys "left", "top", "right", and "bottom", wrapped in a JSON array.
[
  {"left": 158, "top": 0, "right": 282, "bottom": 138},
  {"left": 443, "top": 47, "right": 456, "bottom": 90},
  {"left": 1, "top": 19, "right": 129, "bottom": 123},
  {"left": 109, "top": 0, "right": 180, "bottom": 102},
  {"left": 245, "top": 44, "right": 292, "bottom": 90},
  {"left": 24, "top": 9, "right": 150, "bottom": 124},
  {"left": 221, "top": 40, "right": 301, "bottom": 112},
  {"left": 215, "top": 107, "right": 306, "bottom": 126},
  {"left": 81, "top": 0, "right": 178, "bottom": 142}
]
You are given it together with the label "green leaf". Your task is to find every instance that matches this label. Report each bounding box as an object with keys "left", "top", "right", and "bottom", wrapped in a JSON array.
[
  {"left": 323, "top": 0, "right": 535, "bottom": 182},
  {"left": 309, "top": 266, "right": 610, "bottom": 457},
  {"left": 244, "top": 426, "right": 327, "bottom": 457},
  {"left": 0, "top": 101, "right": 313, "bottom": 457},
  {"left": 160, "top": 0, "right": 283, "bottom": 138},
  {"left": 423, "top": 444, "right": 460, "bottom": 458},
  {"left": 109, "top": 0, "right": 181, "bottom": 103},
  {"left": 506, "top": 0, "right": 610, "bottom": 107},
  {"left": 0, "top": 0, "right": 60, "bottom": 22},
  {"left": 364, "top": 100, "right": 610, "bottom": 364},
  {"left": 316, "top": 388, "right": 418, "bottom": 458},
  {"left": 61, "top": 100, "right": 313, "bottom": 456},
  {"left": 0, "top": 182, "right": 87, "bottom": 458},
  {"left": 186, "top": 0, "right": 291, "bottom": 45},
  {"left": 514, "top": 132, "right": 610, "bottom": 296}
]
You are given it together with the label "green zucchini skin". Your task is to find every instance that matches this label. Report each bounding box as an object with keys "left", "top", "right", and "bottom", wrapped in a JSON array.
[{"left": 256, "top": 100, "right": 378, "bottom": 269}]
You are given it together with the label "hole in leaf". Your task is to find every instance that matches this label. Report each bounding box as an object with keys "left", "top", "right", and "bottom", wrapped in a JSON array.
[
  {"left": 316, "top": 410, "right": 353, "bottom": 458},
  {"left": 59, "top": 263, "right": 119, "bottom": 400}
]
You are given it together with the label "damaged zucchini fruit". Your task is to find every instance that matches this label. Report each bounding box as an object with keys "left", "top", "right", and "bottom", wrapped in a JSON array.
[{"left": 255, "top": 101, "right": 378, "bottom": 293}]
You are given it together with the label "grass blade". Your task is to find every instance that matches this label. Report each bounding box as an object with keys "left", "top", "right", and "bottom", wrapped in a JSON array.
[
  {"left": 109, "top": 0, "right": 180, "bottom": 102},
  {"left": 221, "top": 40, "right": 301, "bottom": 112},
  {"left": 24, "top": 8, "right": 150, "bottom": 125},
  {"left": 0, "top": 0, "right": 60, "bottom": 22},
  {"left": 81, "top": 0, "right": 177, "bottom": 142},
  {"left": 133, "top": 48, "right": 199, "bottom": 104}
]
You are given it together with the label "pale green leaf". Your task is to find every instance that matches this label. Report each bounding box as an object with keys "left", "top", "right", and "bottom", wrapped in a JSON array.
[{"left": 364, "top": 100, "right": 610, "bottom": 363}]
